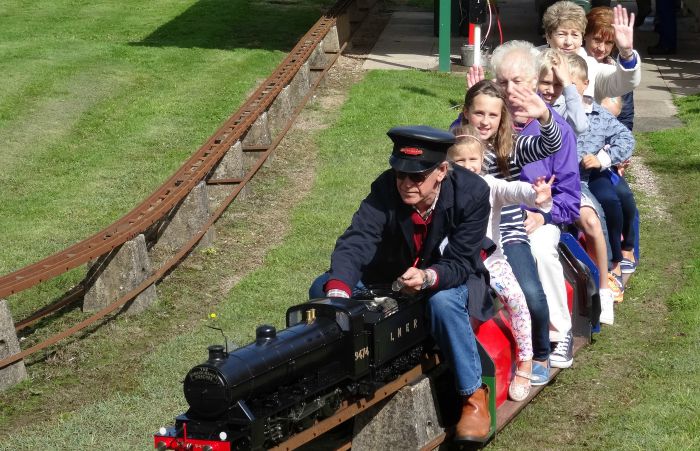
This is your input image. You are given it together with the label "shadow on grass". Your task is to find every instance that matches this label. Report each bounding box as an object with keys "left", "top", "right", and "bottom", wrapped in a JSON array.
[
  {"left": 132, "top": 0, "right": 325, "bottom": 51},
  {"left": 398, "top": 86, "right": 463, "bottom": 112},
  {"left": 646, "top": 159, "right": 700, "bottom": 174},
  {"left": 400, "top": 86, "right": 438, "bottom": 97}
]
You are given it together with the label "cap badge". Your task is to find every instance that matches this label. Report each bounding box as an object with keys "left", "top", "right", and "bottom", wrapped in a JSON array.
[{"left": 400, "top": 147, "right": 423, "bottom": 156}]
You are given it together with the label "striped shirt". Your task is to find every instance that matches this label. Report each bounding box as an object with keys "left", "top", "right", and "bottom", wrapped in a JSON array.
[{"left": 484, "top": 117, "right": 562, "bottom": 246}]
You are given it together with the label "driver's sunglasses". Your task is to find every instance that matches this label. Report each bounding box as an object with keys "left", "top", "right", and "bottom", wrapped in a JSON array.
[{"left": 395, "top": 168, "right": 435, "bottom": 184}]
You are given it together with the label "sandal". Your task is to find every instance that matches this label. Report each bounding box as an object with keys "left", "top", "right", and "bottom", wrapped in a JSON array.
[{"left": 508, "top": 369, "right": 533, "bottom": 402}]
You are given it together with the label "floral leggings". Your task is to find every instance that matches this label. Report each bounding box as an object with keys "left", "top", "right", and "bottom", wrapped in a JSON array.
[{"left": 486, "top": 257, "right": 534, "bottom": 362}]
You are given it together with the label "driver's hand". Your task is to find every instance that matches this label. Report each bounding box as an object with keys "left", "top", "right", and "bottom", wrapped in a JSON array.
[{"left": 396, "top": 267, "right": 425, "bottom": 294}]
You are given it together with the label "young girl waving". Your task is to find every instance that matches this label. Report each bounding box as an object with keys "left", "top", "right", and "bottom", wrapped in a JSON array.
[{"left": 448, "top": 124, "right": 554, "bottom": 401}]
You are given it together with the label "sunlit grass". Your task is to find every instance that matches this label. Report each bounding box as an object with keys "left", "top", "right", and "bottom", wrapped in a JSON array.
[
  {"left": 0, "top": 0, "right": 330, "bottom": 322},
  {"left": 0, "top": 0, "right": 329, "bottom": 277}
]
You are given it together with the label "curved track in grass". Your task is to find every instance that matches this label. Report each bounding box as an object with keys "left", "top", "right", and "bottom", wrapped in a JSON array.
[{"left": 0, "top": 0, "right": 358, "bottom": 370}]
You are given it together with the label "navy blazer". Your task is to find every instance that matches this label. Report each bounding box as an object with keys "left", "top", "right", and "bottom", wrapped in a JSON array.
[{"left": 328, "top": 165, "right": 491, "bottom": 293}]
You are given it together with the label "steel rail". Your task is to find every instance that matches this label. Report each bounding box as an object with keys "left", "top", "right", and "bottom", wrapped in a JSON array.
[
  {"left": 0, "top": 0, "right": 352, "bottom": 300},
  {"left": 0, "top": 2, "right": 354, "bottom": 369},
  {"left": 1, "top": 40, "right": 346, "bottom": 370}
]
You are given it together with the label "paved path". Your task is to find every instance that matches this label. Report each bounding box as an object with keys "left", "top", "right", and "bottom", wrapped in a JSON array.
[{"left": 364, "top": 0, "right": 699, "bottom": 132}]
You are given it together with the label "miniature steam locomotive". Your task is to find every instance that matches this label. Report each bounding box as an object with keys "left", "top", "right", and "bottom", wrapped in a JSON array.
[
  {"left": 154, "top": 234, "right": 597, "bottom": 451},
  {"left": 154, "top": 288, "right": 434, "bottom": 451}
]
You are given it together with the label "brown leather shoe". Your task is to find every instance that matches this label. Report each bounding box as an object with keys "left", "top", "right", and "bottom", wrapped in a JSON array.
[{"left": 454, "top": 385, "right": 491, "bottom": 442}]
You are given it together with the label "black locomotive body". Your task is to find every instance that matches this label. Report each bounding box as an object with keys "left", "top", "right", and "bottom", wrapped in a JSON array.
[{"left": 154, "top": 289, "right": 431, "bottom": 451}]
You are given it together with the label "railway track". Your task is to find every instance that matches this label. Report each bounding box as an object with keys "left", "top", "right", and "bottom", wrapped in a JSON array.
[{"left": 0, "top": 0, "right": 364, "bottom": 370}]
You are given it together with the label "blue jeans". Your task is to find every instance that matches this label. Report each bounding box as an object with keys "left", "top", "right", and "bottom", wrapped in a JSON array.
[
  {"left": 581, "top": 181, "right": 613, "bottom": 270},
  {"left": 613, "top": 175, "right": 638, "bottom": 252},
  {"left": 618, "top": 92, "right": 634, "bottom": 131},
  {"left": 309, "top": 273, "right": 482, "bottom": 395},
  {"left": 656, "top": 0, "right": 677, "bottom": 49},
  {"left": 503, "top": 242, "right": 550, "bottom": 361},
  {"left": 588, "top": 171, "right": 623, "bottom": 263}
]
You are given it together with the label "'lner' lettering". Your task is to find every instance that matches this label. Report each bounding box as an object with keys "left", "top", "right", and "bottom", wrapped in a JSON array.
[{"left": 390, "top": 317, "right": 420, "bottom": 341}]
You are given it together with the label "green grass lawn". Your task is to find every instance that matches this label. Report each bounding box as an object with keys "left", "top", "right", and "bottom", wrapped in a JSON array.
[
  {"left": 0, "top": 0, "right": 329, "bottom": 277},
  {"left": 0, "top": 0, "right": 331, "bottom": 320},
  {"left": 2, "top": 63, "right": 698, "bottom": 448}
]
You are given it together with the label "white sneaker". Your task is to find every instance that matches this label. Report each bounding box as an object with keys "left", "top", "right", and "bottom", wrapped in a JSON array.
[{"left": 599, "top": 288, "right": 615, "bottom": 325}]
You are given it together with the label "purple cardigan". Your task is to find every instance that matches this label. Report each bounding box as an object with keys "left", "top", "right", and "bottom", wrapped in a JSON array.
[{"left": 520, "top": 108, "right": 581, "bottom": 226}]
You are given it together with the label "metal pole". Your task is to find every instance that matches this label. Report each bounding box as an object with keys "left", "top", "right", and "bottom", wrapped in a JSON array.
[{"left": 439, "top": 0, "right": 451, "bottom": 72}]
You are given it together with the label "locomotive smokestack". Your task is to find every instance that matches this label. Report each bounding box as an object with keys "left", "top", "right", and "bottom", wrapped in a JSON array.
[{"left": 207, "top": 345, "right": 226, "bottom": 361}]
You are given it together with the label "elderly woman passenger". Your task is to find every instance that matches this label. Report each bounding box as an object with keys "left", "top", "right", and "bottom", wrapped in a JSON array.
[{"left": 489, "top": 40, "right": 581, "bottom": 371}]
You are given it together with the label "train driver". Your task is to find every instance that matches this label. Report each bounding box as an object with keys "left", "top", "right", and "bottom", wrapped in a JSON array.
[{"left": 309, "top": 125, "right": 493, "bottom": 442}]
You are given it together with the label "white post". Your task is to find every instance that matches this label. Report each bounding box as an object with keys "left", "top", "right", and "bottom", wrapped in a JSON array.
[{"left": 473, "top": 24, "right": 482, "bottom": 66}]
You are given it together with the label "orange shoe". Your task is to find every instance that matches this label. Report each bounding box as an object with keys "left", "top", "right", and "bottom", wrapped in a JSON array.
[{"left": 607, "top": 272, "right": 624, "bottom": 303}]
